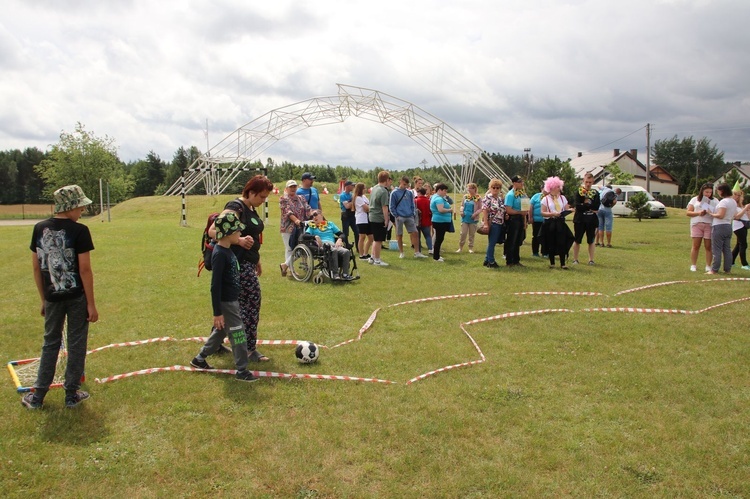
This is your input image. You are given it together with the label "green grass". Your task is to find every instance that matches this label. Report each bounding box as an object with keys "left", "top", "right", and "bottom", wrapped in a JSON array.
[{"left": 1, "top": 196, "right": 749, "bottom": 498}]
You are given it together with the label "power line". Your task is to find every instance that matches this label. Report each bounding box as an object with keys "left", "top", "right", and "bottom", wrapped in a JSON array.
[{"left": 585, "top": 125, "right": 647, "bottom": 154}]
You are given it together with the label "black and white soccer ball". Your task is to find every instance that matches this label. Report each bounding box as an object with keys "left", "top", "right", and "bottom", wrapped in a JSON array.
[{"left": 295, "top": 341, "right": 319, "bottom": 364}]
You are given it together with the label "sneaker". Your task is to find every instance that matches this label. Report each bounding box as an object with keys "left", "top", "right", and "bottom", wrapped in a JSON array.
[
  {"left": 367, "top": 257, "right": 374, "bottom": 264},
  {"left": 588, "top": 261, "right": 595, "bottom": 266},
  {"left": 455, "top": 248, "right": 462, "bottom": 253},
  {"left": 372, "top": 260, "right": 389, "bottom": 266},
  {"left": 190, "top": 356, "right": 214, "bottom": 370},
  {"left": 65, "top": 391, "right": 90, "bottom": 408},
  {"left": 705, "top": 265, "right": 712, "bottom": 272},
  {"left": 533, "top": 253, "right": 540, "bottom": 257},
  {"left": 428, "top": 249, "right": 434, "bottom": 254},
  {"left": 434, "top": 257, "right": 445, "bottom": 262},
  {"left": 690, "top": 265, "right": 697, "bottom": 272},
  {"left": 414, "top": 252, "right": 427, "bottom": 258},
  {"left": 742, "top": 265, "right": 750, "bottom": 270},
  {"left": 21, "top": 393, "right": 43, "bottom": 410},
  {"left": 487, "top": 262, "right": 500, "bottom": 268},
  {"left": 469, "top": 249, "right": 474, "bottom": 254},
  {"left": 235, "top": 370, "right": 259, "bottom": 382},
  {"left": 359, "top": 254, "right": 370, "bottom": 260},
  {"left": 399, "top": 253, "right": 404, "bottom": 259},
  {"left": 572, "top": 260, "right": 579, "bottom": 265}
]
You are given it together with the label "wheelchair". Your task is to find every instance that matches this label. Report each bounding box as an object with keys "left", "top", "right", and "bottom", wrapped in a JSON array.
[{"left": 289, "top": 233, "right": 360, "bottom": 284}]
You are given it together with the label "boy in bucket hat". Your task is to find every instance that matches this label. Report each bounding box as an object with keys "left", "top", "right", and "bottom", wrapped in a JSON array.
[
  {"left": 22, "top": 185, "right": 98, "bottom": 409},
  {"left": 191, "top": 211, "right": 258, "bottom": 382}
]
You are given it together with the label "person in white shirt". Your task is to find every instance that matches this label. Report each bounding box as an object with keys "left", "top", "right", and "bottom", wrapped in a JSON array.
[
  {"left": 685, "top": 183, "right": 718, "bottom": 272},
  {"left": 731, "top": 188, "right": 750, "bottom": 270},
  {"left": 707, "top": 183, "right": 738, "bottom": 274}
]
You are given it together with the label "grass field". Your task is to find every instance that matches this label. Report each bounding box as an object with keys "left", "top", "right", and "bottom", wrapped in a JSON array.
[{"left": 1, "top": 194, "right": 749, "bottom": 498}]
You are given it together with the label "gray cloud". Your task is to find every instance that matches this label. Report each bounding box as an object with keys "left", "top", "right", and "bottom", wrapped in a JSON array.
[{"left": 0, "top": 0, "right": 748, "bottom": 167}]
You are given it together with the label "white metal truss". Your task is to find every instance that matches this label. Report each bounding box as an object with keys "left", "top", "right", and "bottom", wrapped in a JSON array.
[{"left": 164, "top": 84, "right": 510, "bottom": 196}]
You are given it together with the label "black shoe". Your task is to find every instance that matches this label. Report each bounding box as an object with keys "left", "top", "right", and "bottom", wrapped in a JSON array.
[
  {"left": 190, "top": 357, "right": 214, "bottom": 370},
  {"left": 21, "top": 392, "right": 43, "bottom": 410},
  {"left": 236, "top": 370, "right": 259, "bottom": 382},
  {"left": 359, "top": 254, "right": 371, "bottom": 260},
  {"left": 65, "top": 391, "right": 90, "bottom": 409},
  {"left": 487, "top": 262, "right": 500, "bottom": 268},
  {"left": 483, "top": 261, "right": 489, "bottom": 267}
]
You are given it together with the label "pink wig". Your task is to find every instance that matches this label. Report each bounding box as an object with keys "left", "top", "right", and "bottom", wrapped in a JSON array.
[{"left": 544, "top": 176, "right": 564, "bottom": 192}]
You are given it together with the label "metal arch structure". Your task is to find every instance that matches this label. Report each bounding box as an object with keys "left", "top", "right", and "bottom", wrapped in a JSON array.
[{"left": 164, "top": 83, "right": 510, "bottom": 198}]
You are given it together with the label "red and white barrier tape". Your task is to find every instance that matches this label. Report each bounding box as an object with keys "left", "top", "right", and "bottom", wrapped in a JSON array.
[
  {"left": 615, "top": 277, "right": 750, "bottom": 296},
  {"left": 87, "top": 336, "right": 175, "bottom": 355},
  {"left": 388, "top": 293, "right": 489, "bottom": 308},
  {"left": 464, "top": 309, "right": 574, "bottom": 326},
  {"left": 406, "top": 323, "right": 486, "bottom": 384},
  {"left": 584, "top": 296, "right": 750, "bottom": 315},
  {"left": 94, "top": 365, "right": 396, "bottom": 385},
  {"left": 583, "top": 307, "right": 689, "bottom": 315}
]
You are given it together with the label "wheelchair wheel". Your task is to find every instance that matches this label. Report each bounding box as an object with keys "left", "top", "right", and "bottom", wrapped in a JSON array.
[
  {"left": 290, "top": 244, "right": 314, "bottom": 282},
  {"left": 313, "top": 274, "right": 324, "bottom": 284}
]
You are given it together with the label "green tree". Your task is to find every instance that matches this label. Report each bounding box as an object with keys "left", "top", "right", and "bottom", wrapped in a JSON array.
[
  {"left": 603, "top": 161, "right": 634, "bottom": 185},
  {"left": 527, "top": 157, "right": 578, "bottom": 200},
  {"left": 626, "top": 192, "right": 650, "bottom": 221},
  {"left": 722, "top": 167, "right": 749, "bottom": 192},
  {"left": 35, "top": 123, "right": 132, "bottom": 213},
  {"left": 131, "top": 151, "right": 165, "bottom": 197},
  {"left": 653, "top": 135, "right": 724, "bottom": 193}
]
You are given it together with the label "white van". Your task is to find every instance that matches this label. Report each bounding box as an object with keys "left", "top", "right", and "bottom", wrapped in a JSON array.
[{"left": 609, "top": 185, "right": 667, "bottom": 218}]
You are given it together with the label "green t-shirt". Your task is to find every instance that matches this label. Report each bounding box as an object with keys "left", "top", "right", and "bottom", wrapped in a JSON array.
[{"left": 368, "top": 185, "right": 389, "bottom": 224}]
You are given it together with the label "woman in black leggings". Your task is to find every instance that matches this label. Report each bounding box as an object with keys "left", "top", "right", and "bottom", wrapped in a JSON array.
[{"left": 732, "top": 189, "right": 750, "bottom": 269}]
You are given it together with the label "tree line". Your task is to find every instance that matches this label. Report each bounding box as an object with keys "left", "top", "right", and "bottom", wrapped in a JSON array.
[{"left": 0, "top": 123, "right": 742, "bottom": 213}]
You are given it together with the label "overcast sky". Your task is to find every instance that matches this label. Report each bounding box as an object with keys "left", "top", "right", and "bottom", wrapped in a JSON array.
[{"left": 2, "top": 0, "right": 749, "bottom": 171}]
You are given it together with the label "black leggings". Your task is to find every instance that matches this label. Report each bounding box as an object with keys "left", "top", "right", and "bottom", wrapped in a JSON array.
[
  {"left": 733, "top": 225, "right": 748, "bottom": 266},
  {"left": 432, "top": 222, "right": 450, "bottom": 260}
]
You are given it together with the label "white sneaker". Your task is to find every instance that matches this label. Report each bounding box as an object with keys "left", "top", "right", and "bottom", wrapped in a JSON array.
[
  {"left": 399, "top": 253, "right": 404, "bottom": 259},
  {"left": 690, "top": 265, "right": 697, "bottom": 272},
  {"left": 469, "top": 249, "right": 474, "bottom": 254},
  {"left": 434, "top": 257, "right": 445, "bottom": 262},
  {"left": 428, "top": 249, "right": 433, "bottom": 254},
  {"left": 414, "top": 252, "right": 427, "bottom": 258},
  {"left": 455, "top": 248, "right": 462, "bottom": 253},
  {"left": 705, "top": 265, "right": 711, "bottom": 272},
  {"left": 372, "top": 260, "right": 389, "bottom": 266}
]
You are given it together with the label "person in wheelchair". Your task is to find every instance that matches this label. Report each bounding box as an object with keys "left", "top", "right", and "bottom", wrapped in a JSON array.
[{"left": 305, "top": 211, "right": 354, "bottom": 280}]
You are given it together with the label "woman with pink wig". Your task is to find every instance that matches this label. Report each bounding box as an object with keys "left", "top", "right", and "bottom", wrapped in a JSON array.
[{"left": 541, "top": 176, "right": 574, "bottom": 269}]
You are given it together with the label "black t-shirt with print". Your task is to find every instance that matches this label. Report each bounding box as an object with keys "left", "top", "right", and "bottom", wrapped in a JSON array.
[
  {"left": 30, "top": 217, "right": 95, "bottom": 302},
  {"left": 224, "top": 199, "right": 264, "bottom": 265}
]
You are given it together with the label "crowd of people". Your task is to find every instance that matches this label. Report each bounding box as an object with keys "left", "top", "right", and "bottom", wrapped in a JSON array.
[
  {"left": 687, "top": 181, "right": 750, "bottom": 274},
  {"left": 21, "top": 172, "right": 750, "bottom": 408}
]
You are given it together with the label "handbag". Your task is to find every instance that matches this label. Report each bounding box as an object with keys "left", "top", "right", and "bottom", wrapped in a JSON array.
[
  {"left": 448, "top": 220, "right": 455, "bottom": 233},
  {"left": 477, "top": 225, "right": 489, "bottom": 235}
]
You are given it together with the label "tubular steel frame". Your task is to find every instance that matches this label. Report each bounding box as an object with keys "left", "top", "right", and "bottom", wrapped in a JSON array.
[{"left": 165, "top": 84, "right": 510, "bottom": 223}]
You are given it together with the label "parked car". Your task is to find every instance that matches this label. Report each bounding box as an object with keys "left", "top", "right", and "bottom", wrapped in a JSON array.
[{"left": 610, "top": 185, "right": 667, "bottom": 218}]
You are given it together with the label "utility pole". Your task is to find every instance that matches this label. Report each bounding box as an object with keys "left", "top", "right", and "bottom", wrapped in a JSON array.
[
  {"left": 524, "top": 148, "right": 531, "bottom": 179},
  {"left": 645, "top": 123, "right": 651, "bottom": 194}
]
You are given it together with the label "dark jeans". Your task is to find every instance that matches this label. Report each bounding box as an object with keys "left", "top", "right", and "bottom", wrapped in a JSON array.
[
  {"left": 341, "top": 212, "right": 359, "bottom": 252},
  {"left": 484, "top": 223, "right": 505, "bottom": 264},
  {"left": 505, "top": 215, "right": 525, "bottom": 265},
  {"left": 418, "top": 226, "right": 433, "bottom": 253},
  {"left": 733, "top": 225, "right": 748, "bottom": 266},
  {"left": 34, "top": 294, "right": 89, "bottom": 401},
  {"left": 432, "top": 222, "right": 451, "bottom": 260}
]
